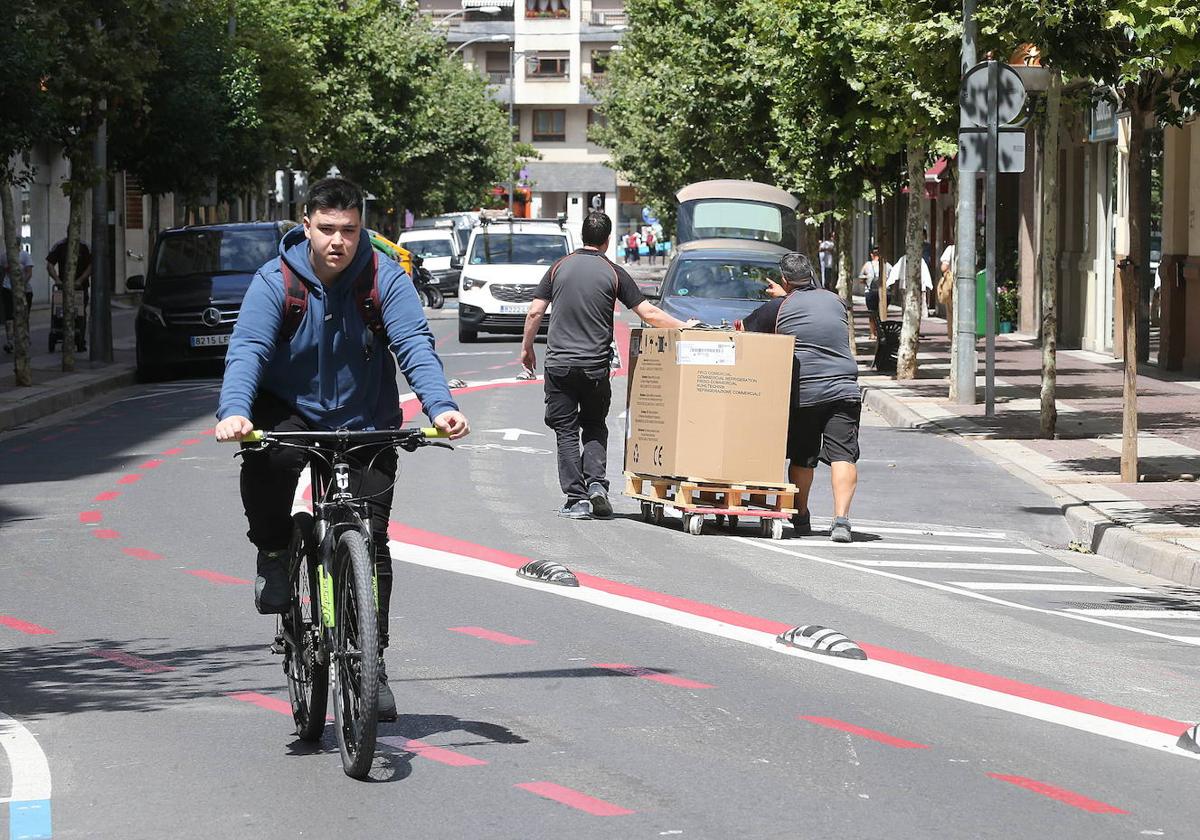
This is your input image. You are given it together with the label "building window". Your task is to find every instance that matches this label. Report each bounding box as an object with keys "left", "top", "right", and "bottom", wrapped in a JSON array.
[
  {"left": 485, "top": 50, "right": 510, "bottom": 85},
  {"left": 590, "top": 50, "right": 611, "bottom": 78},
  {"left": 511, "top": 107, "right": 521, "bottom": 141},
  {"left": 586, "top": 109, "right": 607, "bottom": 129},
  {"left": 528, "top": 53, "right": 569, "bottom": 78},
  {"left": 526, "top": 0, "right": 569, "bottom": 19},
  {"left": 532, "top": 109, "right": 566, "bottom": 142}
]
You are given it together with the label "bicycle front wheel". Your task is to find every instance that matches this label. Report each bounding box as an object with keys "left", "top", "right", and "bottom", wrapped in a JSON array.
[
  {"left": 331, "top": 529, "right": 379, "bottom": 779},
  {"left": 285, "top": 512, "right": 329, "bottom": 742}
]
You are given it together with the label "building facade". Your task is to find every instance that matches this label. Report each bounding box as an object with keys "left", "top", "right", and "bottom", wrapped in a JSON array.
[{"left": 421, "top": 0, "right": 625, "bottom": 257}]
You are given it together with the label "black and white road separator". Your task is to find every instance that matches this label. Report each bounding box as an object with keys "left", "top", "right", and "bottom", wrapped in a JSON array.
[
  {"left": 1178, "top": 723, "right": 1200, "bottom": 754},
  {"left": 516, "top": 559, "right": 580, "bottom": 587},
  {"left": 777, "top": 625, "right": 868, "bottom": 660},
  {"left": 446, "top": 378, "right": 468, "bottom": 389}
]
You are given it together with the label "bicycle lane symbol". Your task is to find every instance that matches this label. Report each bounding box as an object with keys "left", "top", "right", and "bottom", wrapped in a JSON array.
[
  {"left": 0, "top": 710, "right": 52, "bottom": 840},
  {"left": 456, "top": 443, "right": 552, "bottom": 456}
]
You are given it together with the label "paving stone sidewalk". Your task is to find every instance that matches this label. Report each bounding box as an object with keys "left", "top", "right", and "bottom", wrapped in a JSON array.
[{"left": 856, "top": 304, "right": 1200, "bottom": 587}]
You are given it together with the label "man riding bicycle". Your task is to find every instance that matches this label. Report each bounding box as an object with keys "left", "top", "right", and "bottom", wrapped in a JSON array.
[{"left": 214, "top": 177, "right": 469, "bottom": 721}]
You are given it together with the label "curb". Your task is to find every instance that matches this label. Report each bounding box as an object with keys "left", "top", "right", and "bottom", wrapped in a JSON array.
[
  {"left": 861, "top": 383, "right": 1200, "bottom": 588},
  {"left": 0, "top": 364, "right": 137, "bottom": 433}
]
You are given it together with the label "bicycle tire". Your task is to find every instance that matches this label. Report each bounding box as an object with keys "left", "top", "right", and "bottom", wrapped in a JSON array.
[
  {"left": 285, "top": 512, "right": 329, "bottom": 741},
  {"left": 331, "top": 528, "right": 379, "bottom": 779}
]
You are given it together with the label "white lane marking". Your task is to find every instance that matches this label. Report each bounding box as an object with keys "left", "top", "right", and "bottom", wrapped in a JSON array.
[
  {"left": 816, "top": 541, "right": 1038, "bottom": 556},
  {"left": 386, "top": 539, "right": 1195, "bottom": 760},
  {"left": 949, "top": 582, "right": 1151, "bottom": 593},
  {"left": 738, "top": 539, "right": 1200, "bottom": 647},
  {"left": 841, "top": 561, "right": 1088, "bottom": 572},
  {"left": 1065, "top": 609, "right": 1200, "bottom": 620},
  {"left": 854, "top": 525, "right": 1007, "bottom": 540},
  {"left": 114, "top": 384, "right": 216, "bottom": 402},
  {"left": 482, "top": 428, "right": 545, "bottom": 442},
  {"left": 0, "top": 711, "right": 52, "bottom": 803}
]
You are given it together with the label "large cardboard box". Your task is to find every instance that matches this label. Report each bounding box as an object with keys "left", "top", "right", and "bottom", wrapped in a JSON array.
[{"left": 624, "top": 328, "right": 794, "bottom": 485}]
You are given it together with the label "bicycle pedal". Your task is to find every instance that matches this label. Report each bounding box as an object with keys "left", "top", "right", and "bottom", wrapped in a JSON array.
[{"left": 269, "top": 636, "right": 286, "bottom": 655}]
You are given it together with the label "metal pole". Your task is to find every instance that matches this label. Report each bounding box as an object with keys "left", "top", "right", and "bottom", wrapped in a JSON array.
[
  {"left": 90, "top": 99, "right": 112, "bottom": 362},
  {"left": 508, "top": 46, "right": 516, "bottom": 214},
  {"left": 985, "top": 59, "right": 998, "bottom": 417},
  {"left": 952, "top": 0, "right": 977, "bottom": 403}
]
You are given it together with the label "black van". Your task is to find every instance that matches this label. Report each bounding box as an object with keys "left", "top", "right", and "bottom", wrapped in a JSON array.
[{"left": 127, "top": 222, "right": 288, "bottom": 380}]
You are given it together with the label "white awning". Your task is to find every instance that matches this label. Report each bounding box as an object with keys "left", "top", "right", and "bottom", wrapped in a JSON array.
[{"left": 463, "top": 0, "right": 514, "bottom": 8}]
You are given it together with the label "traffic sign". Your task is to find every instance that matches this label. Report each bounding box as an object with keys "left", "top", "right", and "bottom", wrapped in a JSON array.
[
  {"left": 958, "top": 127, "right": 1026, "bottom": 173},
  {"left": 960, "top": 62, "right": 1026, "bottom": 127}
]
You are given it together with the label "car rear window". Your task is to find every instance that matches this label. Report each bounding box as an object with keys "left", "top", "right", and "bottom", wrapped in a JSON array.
[
  {"left": 402, "top": 238, "right": 456, "bottom": 259},
  {"left": 154, "top": 229, "right": 279, "bottom": 279},
  {"left": 468, "top": 232, "right": 568, "bottom": 266},
  {"left": 666, "top": 258, "right": 782, "bottom": 300}
]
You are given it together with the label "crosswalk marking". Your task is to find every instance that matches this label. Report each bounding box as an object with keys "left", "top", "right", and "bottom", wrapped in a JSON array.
[
  {"left": 820, "top": 541, "right": 1038, "bottom": 556},
  {"left": 837, "top": 560, "right": 1087, "bottom": 572},
  {"left": 856, "top": 525, "right": 1007, "bottom": 540},
  {"left": 948, "top": 582, "right": 1150, "bottom": 593},
  {"left": 1065, "top": 609, "right": 1200, "bottom": 620}
]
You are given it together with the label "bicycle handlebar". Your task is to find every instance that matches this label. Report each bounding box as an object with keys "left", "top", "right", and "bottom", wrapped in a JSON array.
[{"left": 232, "top": 427, "right": 448, "bottom": 444}]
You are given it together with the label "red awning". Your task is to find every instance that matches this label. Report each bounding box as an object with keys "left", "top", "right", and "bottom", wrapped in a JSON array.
[{"left": 926, "top": 157, "right": 949, "bottom": 181}]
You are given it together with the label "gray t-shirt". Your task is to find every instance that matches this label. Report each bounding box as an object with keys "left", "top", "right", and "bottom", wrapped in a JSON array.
[
  {"left": 743, "top": 286, "right": 860, "bottom": 406},
  {"left": 533, "top": 248, "right": 645, "bottom": 370}
]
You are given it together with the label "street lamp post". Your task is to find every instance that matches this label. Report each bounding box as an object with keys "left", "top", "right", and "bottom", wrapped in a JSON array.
[
  {"left": 435, "top": 5, "right": 502, "bottom": 28},
  {"left": 449, "top": 32, "right": 509, "bottom": 57},
  {"left": 508, "top": 47, "right": 532, "bottom": 214}
]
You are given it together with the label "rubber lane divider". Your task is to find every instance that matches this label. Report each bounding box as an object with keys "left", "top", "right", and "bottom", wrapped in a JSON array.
[
  {"left": 89, "top": 649, "right": 175, "bottom": 674},
  {"left": 378, "top": 737, "right": 487, "bottom": 767},
  {"left": 799, "top": 716, "right": 931, "bottom": 749},
  {"left": 449, "top": 626, "right": 536, "bottom": 646},
  {"left": 593, "top": 663, "right": 714, "bottom": 689},
  {"left": 515, "top": 781, "right": 634, "bottom": 816},
  {"left": 185, "top": 570, "right": 251, "bottom": 585},
  {"left": 0, "top": 616, "right": 55, "bottom": 635},
  {"left": 985, "top": 772, "right": 1129, "bottom": 814}
]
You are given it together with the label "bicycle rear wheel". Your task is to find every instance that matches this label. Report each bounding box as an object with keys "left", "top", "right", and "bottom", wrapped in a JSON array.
[
  {"left": 331, "top": 529, "right": 379, "bottom": 779},
  {"left": 285, "top": 512, "right": 329, "bottom": 741}
]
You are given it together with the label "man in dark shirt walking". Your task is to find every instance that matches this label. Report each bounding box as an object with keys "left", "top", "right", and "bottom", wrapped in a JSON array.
[
  {"left": 521, "top": 211, "right": 690, "bottom": 519},
  {"left": 742, "top": 252, "right": 861, "bottom": 542}
]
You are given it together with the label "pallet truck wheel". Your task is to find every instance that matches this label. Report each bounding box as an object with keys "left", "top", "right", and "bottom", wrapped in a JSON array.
[
  {"left": 726, "top": 515, "right": 739, "bottom": 530},
  {"left": 48, "top": 334, "right": 56, "bottom": 353},
  {"left": 640, "top": 501, "right": 652, "bottom": 522},
  {"left": 715, "top": 514, "right": 726, "bottom": 527},
  {"left": 651, "top": 505, "right": 664, "bottom": 526},
  {"left": 759, "top": 519, "right": 773, "bottom": 538},
  {"left": 770, "top": 519, "right": 784, "bottom": 540},
  {"left": 686, "top": 514, "right": 704, "bottom": 536}
]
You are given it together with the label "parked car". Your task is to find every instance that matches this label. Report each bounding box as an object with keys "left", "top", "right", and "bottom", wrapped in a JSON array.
[
  {"left": 408, "top": 212, "right": 477, "bottom": 255},
  {"left": 655, "top": 240, "right": 790, "bottom": 326},
  {"left": 457, "top": 212, "right": 573, "bottom": 343},
  {"left": 367, "top": 230, "right": 444, "bottom": 309},
  {"left": 128, "top": 222, "right": 287, "bottom": 380},
  {"left": 398, "top": 224, "right": 462, "bottom": 296},
  {"left": 674, "top": 179, "right": 801, "bottom": 251}
]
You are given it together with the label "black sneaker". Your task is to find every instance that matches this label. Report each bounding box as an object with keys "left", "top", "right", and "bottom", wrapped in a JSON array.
[
  {"left": 254, "top": 550, "right": 290, "bottom": 615},
  {"left": 830, "top": 516, "right": 853, "bottom": 543},
  {"left": 378, "top": 660, "right": 397, "bottom": 722},
  {"left": 587, "top": 483, "right": 613, "bottom": 519},
  {"left": 558, "top": 499, "right": 592, "bottom": 520},
  {"left": 791, "top": 511, "right": 811, "bottom": 536}
]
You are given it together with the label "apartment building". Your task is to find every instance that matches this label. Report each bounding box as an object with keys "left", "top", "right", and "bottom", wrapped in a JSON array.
[{"left": 420, "top": 0, "right": 628, "bottom": 256}]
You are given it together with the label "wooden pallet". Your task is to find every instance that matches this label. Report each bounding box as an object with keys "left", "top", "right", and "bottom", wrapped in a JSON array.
[{"left": 624, "top": 471, "right": 798, "bottom": 515}]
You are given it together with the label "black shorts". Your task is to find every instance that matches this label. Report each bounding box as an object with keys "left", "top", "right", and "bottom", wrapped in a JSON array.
[{"left": 787, "top": 398, "right": 862, "bottom": 468}]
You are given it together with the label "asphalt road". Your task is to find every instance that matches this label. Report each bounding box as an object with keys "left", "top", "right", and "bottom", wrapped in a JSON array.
[{"left": 2, "top": 304, "right": 1198, "bottom": 839}]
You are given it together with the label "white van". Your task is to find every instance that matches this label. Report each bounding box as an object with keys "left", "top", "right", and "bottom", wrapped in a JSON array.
[
  {"left": 398, "top": 225, "right": 461, "bottom": 295},
  {"left": 457, "top": 213, "right": 574, "bottom": 343}
]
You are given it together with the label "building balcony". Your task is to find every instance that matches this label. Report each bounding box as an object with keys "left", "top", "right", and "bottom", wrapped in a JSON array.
[{"left": 445, "top": 21, "right": 516, "bottom": 42}]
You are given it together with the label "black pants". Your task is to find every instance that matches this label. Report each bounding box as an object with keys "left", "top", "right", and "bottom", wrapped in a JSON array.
[
  {"left": 544, "top": 366, "right": 611, "bottom": 502},
  {"left": 239, "top": 391, "right": 399, "bottom": 645}
]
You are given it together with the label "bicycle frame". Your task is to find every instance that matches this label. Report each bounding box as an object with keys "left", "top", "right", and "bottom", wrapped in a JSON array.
[{"left": 309, "top": 455, "right": 375, "bottom": 632}]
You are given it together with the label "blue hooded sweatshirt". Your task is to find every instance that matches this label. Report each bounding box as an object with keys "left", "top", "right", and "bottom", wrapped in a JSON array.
[{"left": 217, "top": 225, "right": 458, "bottom": 429}]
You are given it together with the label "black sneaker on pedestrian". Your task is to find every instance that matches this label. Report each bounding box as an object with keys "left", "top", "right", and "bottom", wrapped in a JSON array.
[
  {"left": 2, "top": 342, "right": 11, "bottom": 355},
  {"left": 558, "top": 499, "right": 593, "bottom": 520},
  {"left": 377, "top": 660, "right": 397, "bottom": 722},
  {"left": 254, "top": 549, "right": 290, "bottom": 615},
  {"left": 587, "top": 483, "right": 613, "bottom": 519},
  {"left": 791, "top": 511, "right": 811, "bottom": 536},
  {"left": 830, "top": 516, "right": 853, "bottom": 543}
]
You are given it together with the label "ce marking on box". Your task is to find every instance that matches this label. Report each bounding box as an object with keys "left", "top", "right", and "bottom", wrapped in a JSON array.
[{"left": 652, "top": 445, "right": 664, "bottom": 466}]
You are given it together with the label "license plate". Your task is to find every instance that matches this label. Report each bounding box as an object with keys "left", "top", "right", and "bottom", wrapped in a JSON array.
[
  {"left": 499, "top": 304, "right": 528, "bottom": 315},
  {"left": 190, "top": 334, "right": 231, "bottom": 347}
]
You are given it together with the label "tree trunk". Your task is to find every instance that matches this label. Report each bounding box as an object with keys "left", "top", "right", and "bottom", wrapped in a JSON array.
[
  {"left": 873, "top": 179, "right": 888, "bottom": 323},
  {"left": 1039, "top": 72, "right": 1062, "bottom": 438},
  {"left": 836, "top": 208, "right": 856, "bottom": 354},
  {"left": 149, "top": 193, "right": 161, "bottom": 259},
  {"left": 1121, "top": 92, "right": 1152, "bottom": 482},
  {"left": 896, "top": 142, "right": 926, "bottom": 379},
  {"left": 61, "top": 177, "right": 86, "bottom": 373},
  {"left": 1, "top": 181, "right": 32, "bottom": 385}
]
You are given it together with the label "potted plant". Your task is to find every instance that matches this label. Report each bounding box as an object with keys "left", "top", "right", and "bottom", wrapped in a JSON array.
[{"left": 997, "top": 284, "right": 1019, "bottom": 333}]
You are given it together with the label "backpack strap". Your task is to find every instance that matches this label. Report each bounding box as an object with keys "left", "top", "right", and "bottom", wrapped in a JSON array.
[
  {"left": 279, "top": 260, "right": 308, "bottom": 342},
  {"left": 353, "top": 250, "right": 384, "bottom": 337}
]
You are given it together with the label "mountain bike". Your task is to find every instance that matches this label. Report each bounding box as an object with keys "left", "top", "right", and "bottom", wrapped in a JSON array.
[{"left": 235, "top": 426, "right": 451, "bottom": 778}]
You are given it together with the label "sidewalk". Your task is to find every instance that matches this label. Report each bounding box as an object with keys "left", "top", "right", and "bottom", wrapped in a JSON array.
[
  {"left": 857, "top": 304, "right": 1200, "bottom": 587},
  {"left": 0, "top": 299, "right": 139, "bottom": 433}
]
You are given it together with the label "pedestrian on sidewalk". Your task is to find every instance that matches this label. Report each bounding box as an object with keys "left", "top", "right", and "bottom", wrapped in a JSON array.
[
  {"left": 46, "top": 237, "right": 93, "bottom": 351},
  {"left": 818, "top": 234, "right": 835, "bottom": 290},
  {"left": 1, "top": 248, "right": 33, "bottom": 355},
  {"left": 938, "top": 243, "right": 955, "bottom": 341},
  {"left": 645, "top": 228, "right": 657, "bottom": 266},
  {"left": 520, "top": 211, "right": 691, "bottom": 520},
  {"left": 741, "top": 252, "right": 861, "bottom": 543},
  {"left": 859, "top": 245, "right": 890, "bottom": 340}
]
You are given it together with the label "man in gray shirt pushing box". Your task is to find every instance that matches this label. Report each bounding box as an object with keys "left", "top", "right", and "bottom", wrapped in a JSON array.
[{"left": 521, "top": 212, "right": 689, "bottom": 520}]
